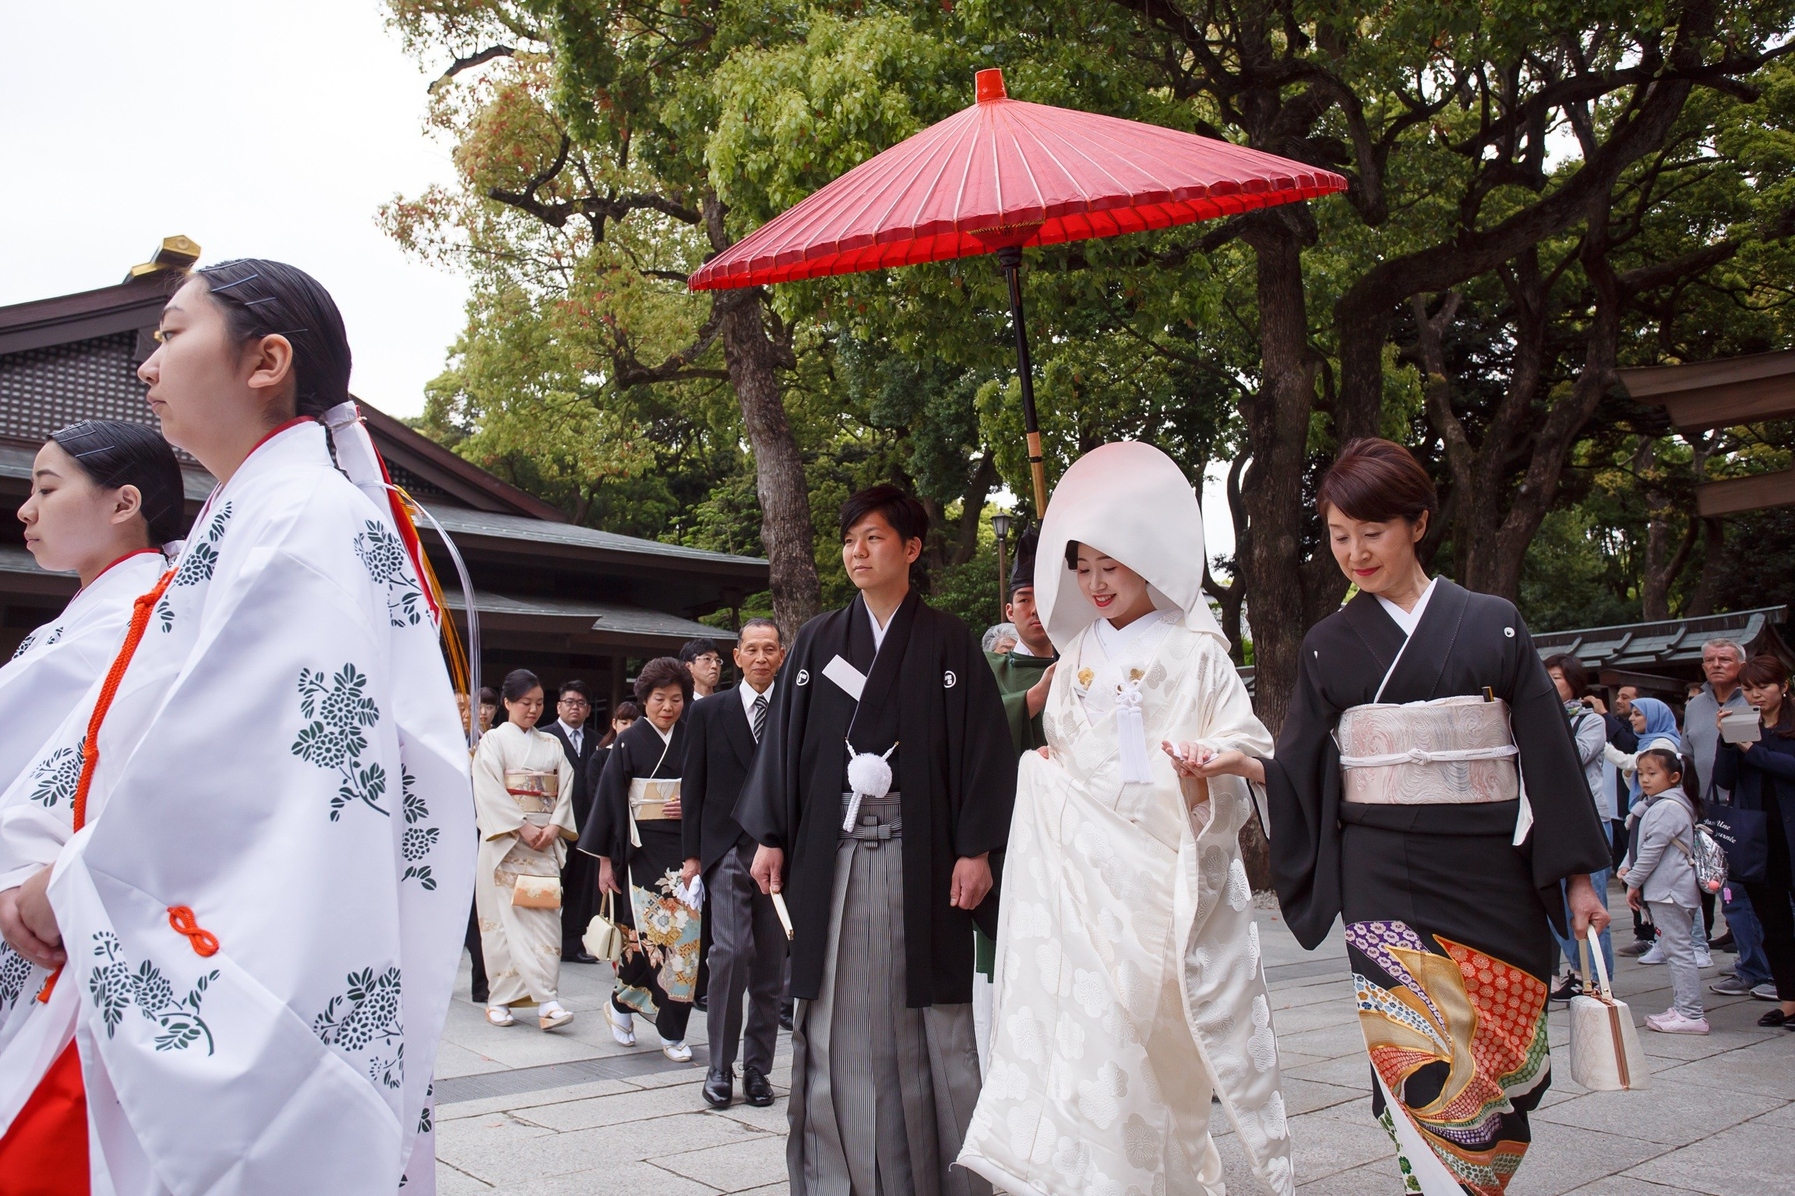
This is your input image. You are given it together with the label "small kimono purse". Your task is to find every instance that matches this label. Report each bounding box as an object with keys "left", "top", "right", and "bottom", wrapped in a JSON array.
[
  {"left": 511, "top": 874, "right": 562, "bottom": 910},
  {"left": 1569, "top": 938, "right": 1647, "bottom": 1091},
  {"left": 584, "top": 892, "right": 626, "bottom": 962}
]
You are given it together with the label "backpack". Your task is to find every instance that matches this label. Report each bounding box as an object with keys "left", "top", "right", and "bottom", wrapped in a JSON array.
[{"left": 1672, "top": 824, "right": 1730, "bottom": 895}]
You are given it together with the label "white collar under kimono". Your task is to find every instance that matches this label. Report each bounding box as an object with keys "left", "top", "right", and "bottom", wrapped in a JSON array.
[
  {"left": 1375, "top": 576, "right": 1438, "bottom": 638},
  {"left": 1072, "top": 608, "right": 1181, "bottom": 782}
]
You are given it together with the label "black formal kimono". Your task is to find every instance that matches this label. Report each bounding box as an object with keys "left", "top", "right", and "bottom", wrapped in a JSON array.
[
  {"left": 736, "top": 589, "right": 1014, "bottom": 1196},
  {"left": 583, "top": 716, "right": 696, "bottom": 1042},
  {"left": 542, "top": 719, "right": 600, "bottom": 958},
  {"left": 1264, "top": 578, "right": 1610, "bottom": 1196}
]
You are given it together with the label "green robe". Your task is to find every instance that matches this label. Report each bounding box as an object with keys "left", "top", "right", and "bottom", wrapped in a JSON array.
[
  {"left": 986, "top": 649, "right": 1053, "bottom": 753},
  {"left": 978, "top": 649, "right": 1055, "bottom": 975}
]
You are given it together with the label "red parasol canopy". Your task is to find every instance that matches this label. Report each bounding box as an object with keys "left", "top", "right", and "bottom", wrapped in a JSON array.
[{"left": 689, "top": 69, "right": 1347, "bottom": 508}]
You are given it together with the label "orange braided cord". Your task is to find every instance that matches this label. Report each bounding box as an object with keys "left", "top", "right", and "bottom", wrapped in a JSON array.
[
  {"left": 165, "top": 906, "right": 219, "bottom": 957},
  {"left": 39, "top": 569, "right": 174, "bottom": 1004},
  {"left": 73, "top": 570, "right": 174, "bottom": 832}
]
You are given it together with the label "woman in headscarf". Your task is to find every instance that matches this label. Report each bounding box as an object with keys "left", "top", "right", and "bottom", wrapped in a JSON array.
[
  {"left": 958, "top": 442, "right": 1293, "bottom": 1196},
  {"left": 1610, "top": 696, "right": 1706, "bottom": 967},
  {"left": 0, "top": 421, "right": 185, "bottom": 1027}
]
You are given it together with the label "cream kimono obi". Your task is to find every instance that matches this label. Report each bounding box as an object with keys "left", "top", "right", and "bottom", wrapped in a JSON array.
[
  {"left": 629, "top": 778, "right": 680, "bottom": 823},
  {"left": 499, "top": 769, "right": 562, "bottom": 893},
  {"left": 505, "top": 769, "right": 560, "bottom": 820},
  {"left": 1335, "top": 696, "right": 1519, "bottom": 806}
]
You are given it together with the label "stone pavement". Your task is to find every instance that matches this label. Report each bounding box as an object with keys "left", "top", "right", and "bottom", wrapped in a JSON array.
[{"left": 434, "top": 887, "right": 1795, "bottom": 1195}]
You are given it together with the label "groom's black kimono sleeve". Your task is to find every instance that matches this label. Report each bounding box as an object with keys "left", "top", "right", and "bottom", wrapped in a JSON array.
[{"left": 736, "top": 593, "right": 1016, "bottom": 1007}]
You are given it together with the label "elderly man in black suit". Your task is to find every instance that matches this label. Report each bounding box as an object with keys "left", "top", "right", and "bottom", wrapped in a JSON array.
[
  {"left": 681, "top": 618, "right": 787, "bottom": 1108},
  {"left": 541, "top": 680, "right": 602, "bottom": 962}
]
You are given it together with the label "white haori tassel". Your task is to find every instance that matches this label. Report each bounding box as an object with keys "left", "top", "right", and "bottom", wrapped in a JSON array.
[
  {"left": 1115, "top": 674, "right": 1153, "bottom": 783},
  {"left": 843, "top": 743, "right": 897, "bottom": 832}
]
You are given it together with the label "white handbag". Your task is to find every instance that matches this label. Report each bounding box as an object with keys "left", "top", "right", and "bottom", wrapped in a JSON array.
[
  {"left": 1569, "top": 937, "right": 1648, "bottom": 1091},
  {"left": 583, "top": 891, "right": 626, "bottom": 963}
]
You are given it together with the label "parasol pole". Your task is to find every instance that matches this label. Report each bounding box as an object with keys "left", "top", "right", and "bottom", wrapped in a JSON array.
[{"left": 996, "top": 245, "right": 1048, "bottom": 513}]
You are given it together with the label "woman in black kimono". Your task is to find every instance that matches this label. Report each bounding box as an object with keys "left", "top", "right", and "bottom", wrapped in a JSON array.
[
  {"left": 585, "top": 658, "right": 696, "bottom": 1061},
  {"left": 1198, "top": 439, "right": 1611, "bottom": 1196}
]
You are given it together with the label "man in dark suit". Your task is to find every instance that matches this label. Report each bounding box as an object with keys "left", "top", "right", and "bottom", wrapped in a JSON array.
[
  {"left": 681, "top": 618, "right": 786, "bottom": 1108},
  {"left": 540, "top": 680, "right": 601, "bottom": 962}
]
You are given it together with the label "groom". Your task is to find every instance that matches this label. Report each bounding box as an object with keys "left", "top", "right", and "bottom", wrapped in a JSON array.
[{"left": 737, "top": 484, "right": 1015, "bottom": 1196}]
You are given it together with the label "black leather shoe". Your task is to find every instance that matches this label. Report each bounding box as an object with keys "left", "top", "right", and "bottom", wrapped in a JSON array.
[
  {"left": 562, "top": 950, "right": 599, "bottom": 964},
  {"left": 743, "top": 1065, "right": 775, "bottom": 1107},
  {"left": 702, "top": 1071, "right": 733, "bottom": 1109},
  {"left": 1760, "top": 1008, "right": 1788, "bottom": 1028}
]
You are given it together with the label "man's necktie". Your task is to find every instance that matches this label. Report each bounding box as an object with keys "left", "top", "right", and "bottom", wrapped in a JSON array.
[{"left": 752, "top": 693, "right": 768, "bottom": 742}]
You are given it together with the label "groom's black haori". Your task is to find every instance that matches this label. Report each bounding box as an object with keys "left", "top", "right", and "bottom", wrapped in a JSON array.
[
  {"left": 735, "top": 484, "right": 1016, "bottom": 1196},
  {"left": 734, "top": 583, "right": 1016, "bottom": 1005}
]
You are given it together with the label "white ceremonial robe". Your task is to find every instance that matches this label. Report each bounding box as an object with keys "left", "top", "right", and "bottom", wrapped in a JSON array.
[
  {"left": 959, "top": 613, "right": 1295, "bottom": 1196},
  {"left": 0, "top": 421, "right": 474, "bottom": 1195},
  {"left": 471, "top": 722, "right": 576, "bottom": 1006},
  {"left": 0, "top": 549, "right": 166, "bottom": 1027}
]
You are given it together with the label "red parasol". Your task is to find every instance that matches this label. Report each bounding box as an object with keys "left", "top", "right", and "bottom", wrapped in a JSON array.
[{"left": 690, "top": 68, "right": 1346, "bottom": 510}]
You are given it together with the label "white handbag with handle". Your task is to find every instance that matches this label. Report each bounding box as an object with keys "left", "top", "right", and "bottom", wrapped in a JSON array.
[
  {"left": 1569, "top": 937, "right": 1648, "bottom": 1090},
  {"left": 583, "top": 891, "right": 626, "bottom": 963}
]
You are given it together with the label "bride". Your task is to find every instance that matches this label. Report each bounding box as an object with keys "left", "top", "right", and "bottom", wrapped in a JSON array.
[{"left": 958, "top": 441, "right": 1293, "bottom": 1196}]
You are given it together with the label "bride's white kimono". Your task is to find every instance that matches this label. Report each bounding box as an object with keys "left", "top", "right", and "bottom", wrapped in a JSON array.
[
  {"left": 0, "top": 548, "right": 167, "bottom": 1026},
  {"left": 959, "top": 440, "right": 1293, "bottom": 1196},
  {"left": 0, "top": 420, "right": 474, "bottom": 1194}
]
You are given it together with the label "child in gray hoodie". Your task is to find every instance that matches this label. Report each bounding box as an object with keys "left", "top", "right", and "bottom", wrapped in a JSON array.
[{"left": 1621, "top": 747, "right": 1708, "bottom": 1034}]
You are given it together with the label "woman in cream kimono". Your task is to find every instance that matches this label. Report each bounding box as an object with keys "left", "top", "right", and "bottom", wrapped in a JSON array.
[
  {"left": 472, "top": 669, "right": 578, "bottom": 1030},
  {"left": 959, "top": 442, "right": 1294, "bottom": 1196}
]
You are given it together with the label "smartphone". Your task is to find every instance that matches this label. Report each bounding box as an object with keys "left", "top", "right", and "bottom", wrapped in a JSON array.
[{"left": 1720, "top": 707, "right": 1762, "bottom": 745}]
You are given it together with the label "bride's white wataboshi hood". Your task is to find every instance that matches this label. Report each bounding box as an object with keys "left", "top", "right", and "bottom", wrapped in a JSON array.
[{"left": 1035, "top": 440, "right": 1229, "bottom": 653}]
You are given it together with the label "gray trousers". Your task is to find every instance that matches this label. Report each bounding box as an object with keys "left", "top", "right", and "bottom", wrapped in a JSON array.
[
  {"left": 1647, "top": 899, "right": 1705, "bottom": 1020},
  {"left": 788, "top": 795, "right": 986, "bottom": 1196},
  {"left": 706, "top": 840, "right": 787, "bottom": 1076}
]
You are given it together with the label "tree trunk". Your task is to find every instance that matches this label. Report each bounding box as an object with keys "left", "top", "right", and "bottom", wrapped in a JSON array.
[
  {"left": 1237, "top": 212, "right": 1321, "bottom": 736},
  {"left": 706, "top": 199, "right": 821, "bottom": 641}
]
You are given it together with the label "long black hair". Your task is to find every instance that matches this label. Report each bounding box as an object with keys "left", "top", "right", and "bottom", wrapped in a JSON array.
[
  {"left": 48, "top": 420, "right": 188, "bottom": 545},
  {"left": 194, "top": 259, "right": 351, "bottom": 418}
]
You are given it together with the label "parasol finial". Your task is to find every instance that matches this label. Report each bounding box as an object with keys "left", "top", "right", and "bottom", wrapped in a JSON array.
[{"left": 976, "top": 69, "right": 1007, "bottom": 103}]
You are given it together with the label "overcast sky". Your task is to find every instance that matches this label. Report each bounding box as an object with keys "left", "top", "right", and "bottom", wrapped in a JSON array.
[
  {"left": 2, "top": 1, "right": 1239, "bottom": 561},
  {"left": 0, "top": 0, "right": 466, "bottom": 418}
]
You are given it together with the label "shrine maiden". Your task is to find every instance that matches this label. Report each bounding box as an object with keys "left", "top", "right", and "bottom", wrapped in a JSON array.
[
  {"left": 0, "top": 421, "right": 185, "bottom": 1030},
  {"left": 1242, "top": 439, "right": 1611, "bottom": 1196},
  {"left": 958, "top": 442, "right": 1294, "bottom": 1196},
  {"left": 0, "top": 260, "right": 474, "bottom": 1194},
  {"left": 472, "top": 669, "right": 577, "bottom": 1030}
]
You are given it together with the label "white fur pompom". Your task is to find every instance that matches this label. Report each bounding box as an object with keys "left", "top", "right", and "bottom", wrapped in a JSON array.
[{"left": 847, "top": 751, "right": 894, "bottom": 799}]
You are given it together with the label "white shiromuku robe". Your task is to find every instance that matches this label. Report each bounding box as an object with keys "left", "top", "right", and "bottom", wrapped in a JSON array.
[
  {"left": 958, "top": 612, "right": 1295, "bottom": 1196},
  {"left": 0, "top": 420, "right": 474, "bottom": 1195},
  {"left": 471, "top": 721, "right": 576, "bottom": 1007},
  {"left": 0, "top": 548, "right": 167, "bottom": 1028}
]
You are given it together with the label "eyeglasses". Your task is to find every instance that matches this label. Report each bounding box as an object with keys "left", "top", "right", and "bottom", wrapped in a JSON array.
[{"left": 558, "top": 696, "right": 590, "bottom": 707}]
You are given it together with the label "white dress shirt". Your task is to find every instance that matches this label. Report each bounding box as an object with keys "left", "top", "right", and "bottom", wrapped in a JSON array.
[
  {"left": 557, "top": 718, "right": 584, "bottom": 755},
  {"left": 740, "top": 679, "right": 776, "bottom": 721}
]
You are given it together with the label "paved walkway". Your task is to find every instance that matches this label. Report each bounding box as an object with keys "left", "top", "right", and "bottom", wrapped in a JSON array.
[{"left": 434, "top": 887, "right": 1795, "bottom": 1195}]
